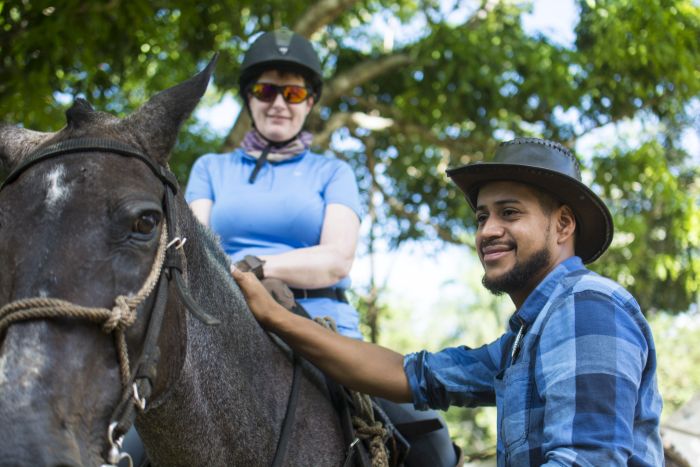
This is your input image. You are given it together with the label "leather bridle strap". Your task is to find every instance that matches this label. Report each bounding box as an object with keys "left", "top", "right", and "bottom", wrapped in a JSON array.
[
  {"left": 108, "top": 274, "right": 170, "bottom": 437},
  {"left": 1, "top": 137, "right": 218, "bottom": 328},
  {"left": 0, "top": 137, "right": 219, "bottom": 463},
  {"left": 0, "top": 138, "right": 178, "bottom": 193}
]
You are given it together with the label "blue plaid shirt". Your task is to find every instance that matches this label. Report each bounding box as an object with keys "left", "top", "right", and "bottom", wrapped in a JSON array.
[{"left": 404, "top": 257, "right": 663, "bottom": 466}]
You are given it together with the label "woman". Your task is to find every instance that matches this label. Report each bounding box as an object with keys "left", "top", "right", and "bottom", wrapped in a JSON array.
[
  {"left": 186, "top": 29, "right": 459, "bottom": 466},
  {"left": 186, "top": 28, "right": 363, "bottom": 338}
]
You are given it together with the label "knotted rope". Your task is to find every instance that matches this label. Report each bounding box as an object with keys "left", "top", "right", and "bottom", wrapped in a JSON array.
[
  {"left": 313, "top": 316, "right": 390, "bottom": 467},
  {"left": 0, "top": 221, "right": 169, "bottom": 387}
]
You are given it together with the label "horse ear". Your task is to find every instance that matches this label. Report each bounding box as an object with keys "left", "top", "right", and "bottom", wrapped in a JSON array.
[
  {"left": 65, "top": 98, "right": 96, "bottom": 128},
  {"left": 124, "top": 53, "right": 218, "bottom": 165},
  {"left": 0, "top": 125, "right": 55, "bottom": 172}
]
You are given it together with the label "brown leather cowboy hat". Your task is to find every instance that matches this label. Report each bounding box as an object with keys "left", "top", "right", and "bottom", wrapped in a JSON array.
[{"left": 446, "top": 137, "right": 613, "bottom": 264}]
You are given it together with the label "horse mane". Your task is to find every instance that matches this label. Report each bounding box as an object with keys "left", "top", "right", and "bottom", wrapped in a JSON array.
[{"left": 176, "top": 199, "right": 328, "bottom": 393}]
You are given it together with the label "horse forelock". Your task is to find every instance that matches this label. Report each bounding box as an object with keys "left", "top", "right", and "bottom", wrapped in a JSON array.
[{"left": 43, "top": 165, "right": 71, "bottom": 210}]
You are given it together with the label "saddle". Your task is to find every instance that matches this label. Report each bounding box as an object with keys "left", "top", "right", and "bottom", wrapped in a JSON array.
[
  {"left": 279, "top": 298, "right": 445, "bottom": 467},
  {"left": 292, "top": 310, "right": 452, "bottom": 467},
  {"left": 234, "top": 256, "right": 449, "bottom": 466}
]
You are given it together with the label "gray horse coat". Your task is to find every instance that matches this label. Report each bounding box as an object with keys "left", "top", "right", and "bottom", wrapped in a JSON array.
[{"left": 0, "top": 57, "right": 346, "bottom": 466}]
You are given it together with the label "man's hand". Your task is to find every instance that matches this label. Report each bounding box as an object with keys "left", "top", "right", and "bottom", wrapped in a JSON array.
[
  {"left": 233, "top": 265, "right": 412, "bottom": 403},
  {"left": 231, "top": 266, "right": 287, "bottom": 328}
]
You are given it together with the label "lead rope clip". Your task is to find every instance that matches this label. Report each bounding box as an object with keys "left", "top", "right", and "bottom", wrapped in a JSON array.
[
  {"left": 100, "top": 422, "right": 134, "bottom": 467},
  {"left": 167, "top": 237, "right": 187, "bottom": 250}
]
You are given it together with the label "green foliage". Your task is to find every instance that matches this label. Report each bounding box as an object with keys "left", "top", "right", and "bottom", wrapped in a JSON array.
[
  {"left": 2, "top": 0, "right": 699, "bottom": 453},
  {"left": 650, "top": 310, "right": 700, "bottom": 417},
  {"left": 576, "top": 0, "right": 700, "bottom": 123},
  {"left": 0, "top": 0, "right": 696, "bottom": 314},
  {"left": 591, "top": 140, "right": 700, "bottom": 312}
]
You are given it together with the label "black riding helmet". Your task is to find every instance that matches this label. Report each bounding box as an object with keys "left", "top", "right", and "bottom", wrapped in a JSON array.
[
  {"left": 238, "top": 28, "right": 323, "bottom": 102},
  {"left": 238, "top": 28, "right": 323, "bottom": 184}
]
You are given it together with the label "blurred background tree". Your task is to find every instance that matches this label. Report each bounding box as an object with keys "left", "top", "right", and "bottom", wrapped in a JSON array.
[{"left": 2, "top": 0, "right": 699, "bottom": 462}]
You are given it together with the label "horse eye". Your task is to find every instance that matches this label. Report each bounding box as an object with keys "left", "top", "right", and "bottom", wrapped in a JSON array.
[{"left": 132, "top": 212, "right": 161, "bottom": 235}]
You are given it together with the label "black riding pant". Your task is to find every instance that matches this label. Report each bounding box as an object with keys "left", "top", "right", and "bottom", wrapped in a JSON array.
[{"left": 376, "top": 398, "right": 458, "bottom": 467}]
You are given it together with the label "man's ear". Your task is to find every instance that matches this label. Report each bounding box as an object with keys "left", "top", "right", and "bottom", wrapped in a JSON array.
[{"left": 556, "top": 205, "right": 577, "bottom": 245}]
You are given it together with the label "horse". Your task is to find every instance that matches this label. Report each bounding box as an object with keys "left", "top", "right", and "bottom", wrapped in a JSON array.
[{"left": 0, "top": 56, "right": 348, "bottom": 466}]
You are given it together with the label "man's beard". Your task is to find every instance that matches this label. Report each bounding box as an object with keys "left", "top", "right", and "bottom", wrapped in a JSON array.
[{"left": 482, "top": 246, "right": 551, "bottom": 296}]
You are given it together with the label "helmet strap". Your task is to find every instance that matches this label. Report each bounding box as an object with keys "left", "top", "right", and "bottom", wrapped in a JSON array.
[
  {"left": 248, "top": 143, "right": 273, "bottom": 184},
  {"left": 245, "top": 130, "right": 309, "bottom": 184}
]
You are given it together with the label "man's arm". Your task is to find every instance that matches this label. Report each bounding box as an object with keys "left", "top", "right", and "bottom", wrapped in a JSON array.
[{"left": 232, "top": 267, "right": 413, "bottom": 402}]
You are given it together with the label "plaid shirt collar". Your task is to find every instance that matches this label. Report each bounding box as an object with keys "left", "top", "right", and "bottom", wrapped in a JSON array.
[{"left": 508, "top": 256, "right": 584, "bottom": 332}]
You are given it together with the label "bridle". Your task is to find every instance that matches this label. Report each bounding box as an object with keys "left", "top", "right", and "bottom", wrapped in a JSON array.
[
  {"left": 0, "top": 137, "right": 320, "bottom": 467},
  {"left": 0, "top": 138, "right": 219, "bottom": 466}
]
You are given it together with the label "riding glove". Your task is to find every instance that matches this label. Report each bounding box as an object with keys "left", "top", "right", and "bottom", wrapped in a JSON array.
[{"left": 234, "top": 255, "right": 265, "bottom": 279}]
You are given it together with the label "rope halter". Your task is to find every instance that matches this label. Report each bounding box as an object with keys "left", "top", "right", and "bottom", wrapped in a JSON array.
[{"left": 0, "top": 220, "right": 169, "bottom": 387}]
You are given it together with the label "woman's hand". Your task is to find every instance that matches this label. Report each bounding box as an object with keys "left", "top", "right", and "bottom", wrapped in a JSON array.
[{"left": 231, "top": 266, "right": 288, "bottom": 328}]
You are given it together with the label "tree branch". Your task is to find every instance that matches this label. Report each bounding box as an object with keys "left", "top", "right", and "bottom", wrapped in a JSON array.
[
  {"left": 293, "top": 0, "right": 362, "bottom": 37},
  {"left": 311, "top": 111, "right": 357, "bottom": 150},
  {"left": 352, "top": 96, "right": 487, "bottom": 163},
  {"left": 221, "top": 111, "right": 250, "bottom": 152},
  {"left": 371, "top": 176, "right": 473, "bottom": 247},
  {"left": 320, "top": 53, "right": 414, "bottom": 106}
]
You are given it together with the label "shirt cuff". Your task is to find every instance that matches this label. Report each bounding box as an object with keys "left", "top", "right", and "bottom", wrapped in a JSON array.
[{"left": 403, "top": 351, "right": 431, "bottom": 410}]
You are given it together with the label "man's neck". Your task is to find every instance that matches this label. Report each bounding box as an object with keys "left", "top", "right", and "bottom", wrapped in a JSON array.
[{"left": 509, "top": 254, "right": 573, "bottom": 309}]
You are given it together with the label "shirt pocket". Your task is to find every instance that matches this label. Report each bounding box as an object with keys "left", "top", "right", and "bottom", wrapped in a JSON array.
[{"left": 496, "top": 362, "right": 532, "bottom": 450}]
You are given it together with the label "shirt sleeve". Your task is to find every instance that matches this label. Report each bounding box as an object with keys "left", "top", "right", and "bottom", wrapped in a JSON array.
[
  {"left": 184, "top": 154, "right": 215, "bottom": 203},
  {"left": 539, "top": 290, "right": 649, "bottom": 466},
  {"left": 403, "top": 337, "right": 507, "bottom": 411},
  {"left": 322, "top": 160, "right": 362, "bottom": 218}
]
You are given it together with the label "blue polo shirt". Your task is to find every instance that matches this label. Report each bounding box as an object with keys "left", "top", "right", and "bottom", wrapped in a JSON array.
[
  {"left": 404, "top": 256, "right": 663, "bottom": 466},
  {"left": 185, "top": 148, "right": 363, "bottom": 338}
]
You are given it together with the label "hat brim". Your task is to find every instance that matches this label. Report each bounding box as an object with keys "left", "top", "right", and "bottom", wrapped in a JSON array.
[{"left": 446, "top": 163, "right": 613, "bottom": 264}]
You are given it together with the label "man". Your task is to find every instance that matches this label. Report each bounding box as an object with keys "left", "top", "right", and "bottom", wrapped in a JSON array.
[{"left": 233, "top": 137, "right": 663, "bottom": 466}]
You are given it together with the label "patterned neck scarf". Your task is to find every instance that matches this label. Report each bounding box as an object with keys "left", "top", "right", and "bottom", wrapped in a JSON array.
[{"left": 240, "top": 129, "right": 312, "bottom": 162}]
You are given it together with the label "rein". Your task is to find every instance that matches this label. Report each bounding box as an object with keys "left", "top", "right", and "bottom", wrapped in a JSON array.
[
  {"left": 0, "top": 137, "right": 320, "bottom": 467},
  {"left": 0, "top": 138, "right": 219, "bottom": 466}
]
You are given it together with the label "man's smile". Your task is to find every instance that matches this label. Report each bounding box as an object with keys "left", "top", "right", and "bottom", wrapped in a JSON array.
[{"left": 480, "top": 242, "right": 514, "bottom": 263}]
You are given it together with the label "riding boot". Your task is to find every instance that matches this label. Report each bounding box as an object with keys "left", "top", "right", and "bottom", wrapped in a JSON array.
[{"left": 375, "top": 398, "right": 459, "bottom": 467}]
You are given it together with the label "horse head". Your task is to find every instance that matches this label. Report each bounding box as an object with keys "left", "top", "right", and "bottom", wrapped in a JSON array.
[{"left": 0, "top": 56, "right": 217, "bottom": 466}]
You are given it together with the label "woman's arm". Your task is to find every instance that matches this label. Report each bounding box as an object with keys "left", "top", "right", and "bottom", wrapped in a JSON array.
[
  {"left": 189, "top": 199, "right": 213, "bottom": 227},
  {"left": 260, "top": 203, "right": 360, "bottom": 289}
]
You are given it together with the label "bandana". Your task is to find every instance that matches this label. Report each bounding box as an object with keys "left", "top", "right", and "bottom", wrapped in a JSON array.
[{"left": 240, "top": 129, "right": 312, "bottom": 162}]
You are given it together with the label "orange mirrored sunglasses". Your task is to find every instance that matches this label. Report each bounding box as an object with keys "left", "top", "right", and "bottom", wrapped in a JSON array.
[{"left": 249, "top": 83, "right": 312, "bottom": 104}]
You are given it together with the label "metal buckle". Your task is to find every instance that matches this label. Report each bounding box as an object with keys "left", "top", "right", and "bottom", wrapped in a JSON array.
[
  {"left": 342, "top": 438, "right": 360, "bottom": 467},
  {"left": 167, "top": 237, "right": 187, "bottom": 250},
  {"left": 132, "top": 382, "right": 147, "bottom": 411}
]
